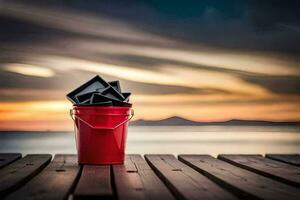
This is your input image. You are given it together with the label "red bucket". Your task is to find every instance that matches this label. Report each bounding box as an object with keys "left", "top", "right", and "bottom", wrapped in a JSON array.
[{"left": 70, "top": 106, "right": 133, "bottom": 164}]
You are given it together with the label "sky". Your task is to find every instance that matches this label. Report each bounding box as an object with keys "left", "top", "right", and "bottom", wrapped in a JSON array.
[{"left": 0, "top": 0, "right": 300, "bottom": 131}]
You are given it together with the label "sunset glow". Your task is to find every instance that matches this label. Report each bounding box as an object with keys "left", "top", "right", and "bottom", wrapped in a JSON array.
[
  {"left": 1, "top": 94, "right": 300, "bottom": 131},
  {"left": 0, "top": 1, "right": 299, "bottom": 131}
]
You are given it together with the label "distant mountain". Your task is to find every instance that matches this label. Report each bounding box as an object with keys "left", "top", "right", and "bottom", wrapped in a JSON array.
[{"left": 129, "top": 116, "right": 300, "bottom": 126}]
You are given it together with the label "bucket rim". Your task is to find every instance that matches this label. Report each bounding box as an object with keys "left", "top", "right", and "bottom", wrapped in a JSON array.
[{"left": 73, "top": 105, "right": 132, "bottom": 110}]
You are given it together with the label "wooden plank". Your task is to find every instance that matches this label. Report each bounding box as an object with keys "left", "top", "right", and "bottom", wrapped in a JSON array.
[
  {"left": 218, "top": 154, "right": 300, "bottom": 187},
  {"left": 0, "top": 153, "right": 22, "bottom": 168},
  {"left": 5, "top": 154, "right": 80, "bottom": 200},
  {"left": 0, "top": 154, "right": 51, "bottom": 197},
  {"left": 113, "top": 154, "right": 175, "bottom": 200},
  {"left": 74, "top": 165, "right": 113, "bottom": 199},
  {"left": 179, "top": 155, "right": 300, "bottom": 200},
  {"left": 145, "top": 154, "right": 237, "bottom": 200},
  {"left": 266, "top": 154, "right": 300, "bottom": 167}
]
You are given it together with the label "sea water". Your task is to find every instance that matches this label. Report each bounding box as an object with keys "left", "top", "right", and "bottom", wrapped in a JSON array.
[{"left": 0, "top": 126, "right": 299, "bottom": 156}]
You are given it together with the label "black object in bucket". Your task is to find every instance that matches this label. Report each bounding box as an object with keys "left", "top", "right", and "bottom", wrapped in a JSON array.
[
  {"left": 91, "top": 93, "right": 132, "bottom": 107},
  {"left": 122, "top": 92, "right": 131, "bottom": 103},
  {"left": 75, "top": 101, "right": 113, "bottom": 106},
  {"left": 108, "top": 81, "right": 121, "bottom": 93},
  {"left": 76, "top": 91, "right": 98, "bottom": 103},
  {"left": 67, "top": 76, "right": 110, "bottom": 104},
  {"left": 100, "top": 87, "right": 125, "bottom": 101},
  {"left": 66, "top": 75, "right": 131, "bottom": 107}
]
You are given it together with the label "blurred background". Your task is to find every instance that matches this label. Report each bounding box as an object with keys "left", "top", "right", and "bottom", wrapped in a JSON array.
[{"left": 0, "top": 0, "right": 299, "bottom": 155}]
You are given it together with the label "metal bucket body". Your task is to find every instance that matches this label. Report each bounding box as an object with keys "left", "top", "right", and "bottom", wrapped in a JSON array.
[{"left": 72, "top": 106, "right": 132, "bottom": 164}]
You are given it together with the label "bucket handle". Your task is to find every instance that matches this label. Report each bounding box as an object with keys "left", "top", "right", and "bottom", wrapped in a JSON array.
[{"left": 70, "top": 109, "right": 134, "bottom": 131}]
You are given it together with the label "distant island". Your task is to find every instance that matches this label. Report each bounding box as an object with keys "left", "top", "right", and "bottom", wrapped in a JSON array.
[{"left": 130, "top": 116, "right": 300, "bottom": 126}]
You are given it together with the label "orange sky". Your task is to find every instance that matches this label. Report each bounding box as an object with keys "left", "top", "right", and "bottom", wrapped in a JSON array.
[
  {"left": 1, "top": 46, "right": 300, "bottom": 131},
  {"left": 1, "top": 93, "right": 300, "bottom": 131},
  {"left": 0, "top": 1, "right": 300, "bottom": 131}
]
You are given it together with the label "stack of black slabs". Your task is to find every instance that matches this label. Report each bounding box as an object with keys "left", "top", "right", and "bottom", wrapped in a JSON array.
[{"left": 66, "top": 75, "right": 131, "bottom": 107}]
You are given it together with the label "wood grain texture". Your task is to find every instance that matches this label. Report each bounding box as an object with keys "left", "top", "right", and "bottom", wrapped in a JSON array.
[
  {"left": 218, "top": 154, "right": 300, "bottom": 187},
  {"left": 0, "top": 153, "right": 22, "bottom": 169},
  {"left": 266, "top": 154, "right": 300, "bottom": 167},
  {"left": 5, "top": 154, "right": 80, "bottom": 200},
  {"left": 113, "top": 154, "right": 175, "bottom": 200},
  {"left": 145, "top": 154, "right": 237, "bottom": 200},
  {"left": 179, "top": 155, "right": 300, "bottom": 200},
  {"left": 74, "top": 165, "right": 113, "bottom": 199},
  {"left": 0, "top": 154, "right": 51, "bottom": 197}
]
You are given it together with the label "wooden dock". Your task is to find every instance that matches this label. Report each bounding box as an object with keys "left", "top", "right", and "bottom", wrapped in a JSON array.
[{"left": 0, "top": 153, "right": 300, "bottom": 199}]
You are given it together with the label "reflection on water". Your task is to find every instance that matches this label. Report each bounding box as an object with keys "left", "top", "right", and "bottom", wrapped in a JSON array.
[{"left": 0, "top": 126, "right": 299, "bottom": 156}]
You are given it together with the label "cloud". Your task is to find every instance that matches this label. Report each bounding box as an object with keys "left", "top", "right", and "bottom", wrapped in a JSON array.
[
  {"left": 6, "top": 54, "right": 268, "bottom": 96},
  {"left": 87, "top": 42, "right": 300, "bottom": 76},
  {"left": 0, "top": 0, "right": 299, "bottom": 126},
  {"left": 242, "top": 75, "right": 300, "bottom": 95},
  {"left": 3, "top": 63, "right": 55, "bottom": 77},
  {"left": 0, "top": 1, "right": 171, "bottom": 45}
]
